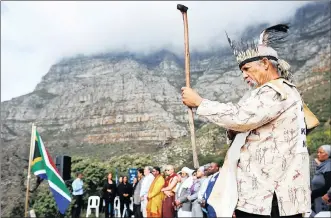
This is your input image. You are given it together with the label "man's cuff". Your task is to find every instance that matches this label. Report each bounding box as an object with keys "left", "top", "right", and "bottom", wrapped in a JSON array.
[{"left": 196, "top": 99, "right": 211, "bottom": 115}]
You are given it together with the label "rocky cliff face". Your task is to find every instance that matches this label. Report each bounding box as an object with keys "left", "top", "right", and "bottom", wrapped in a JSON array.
[{"left": 1, "top": 1, "right": 330, "bottom": 216}]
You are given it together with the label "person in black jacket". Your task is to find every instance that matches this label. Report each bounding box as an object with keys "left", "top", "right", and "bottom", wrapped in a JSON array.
[
  {"left": 117, "top": 176, "right": 133, "bottom": 217},
  {"left": 102, "top": 172, "right": 117, "bottom": 218}
]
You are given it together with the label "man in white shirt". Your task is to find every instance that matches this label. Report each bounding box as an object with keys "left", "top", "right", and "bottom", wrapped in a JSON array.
[
  {"left": 72, "top": 172, "right": 84, "bottom": 218},
  {"left": 139, "top": 166, "right": 155, "bottom": 217}
]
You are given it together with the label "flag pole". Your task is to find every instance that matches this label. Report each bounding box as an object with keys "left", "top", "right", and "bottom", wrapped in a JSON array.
[{"left": 24, "top": 123, "right": 36, "bottom": 217}]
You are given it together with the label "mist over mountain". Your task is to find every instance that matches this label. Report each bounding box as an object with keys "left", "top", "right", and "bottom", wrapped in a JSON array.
[{"left": 1, "top": 1, "right": 330, "bottom": 216}]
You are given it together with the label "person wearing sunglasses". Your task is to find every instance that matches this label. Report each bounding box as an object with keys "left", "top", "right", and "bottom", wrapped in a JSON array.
[{"left": 161, "top": 165, "right": 179, "bottom": 218}]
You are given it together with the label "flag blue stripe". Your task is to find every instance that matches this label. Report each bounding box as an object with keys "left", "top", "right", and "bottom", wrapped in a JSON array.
[
  {"left": 50, "top": 187, "right": 71, "bottom": 214},
  {"left": 38, "top": 174, "right": 48, "bottom": 180}
]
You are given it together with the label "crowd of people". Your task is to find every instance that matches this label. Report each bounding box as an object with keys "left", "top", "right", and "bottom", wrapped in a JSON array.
[
  {"left": 70, "top": 145, "right": 330, "bottom": 218},
  {"left": 70, "top": 23, "right": 331, "bottom": 218}
]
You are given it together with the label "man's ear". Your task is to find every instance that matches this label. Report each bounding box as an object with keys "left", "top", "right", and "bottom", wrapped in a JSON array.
[{"left": 261, "top": 57, "right": 269, "bottom": 70}]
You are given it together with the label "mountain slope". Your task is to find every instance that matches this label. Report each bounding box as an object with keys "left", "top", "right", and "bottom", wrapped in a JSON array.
[{"left": 1, "top": 2, "right": 330, "bottom": 216}]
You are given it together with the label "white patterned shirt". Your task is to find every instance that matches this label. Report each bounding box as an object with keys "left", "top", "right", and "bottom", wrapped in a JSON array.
[{"left": 196, "top": 79, "right": 311, "bottom": 216}]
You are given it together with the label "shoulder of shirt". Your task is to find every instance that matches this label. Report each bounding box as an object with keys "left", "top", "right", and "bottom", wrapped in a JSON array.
[{"left": 259, "top": 78, "right": 296, "bottom": 101}]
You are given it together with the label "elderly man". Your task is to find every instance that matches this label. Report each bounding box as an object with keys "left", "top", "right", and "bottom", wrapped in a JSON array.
[
  {"left": 140, "top": 166, "right": 155, "bottom": 217},
  {"left": 181, "top": 24, "right": 319, "bottom": 217},
  {"left": 147, "top": 167, "right": 165, "bottom": 217},
  {"left": 190, "top": 166, "right": 207, "bottom": 217},
  {"left": 161, "top": 165, "right": 178, "bottom": 218},
  {"left": 175, "top": 167, "right": 195, "bottom": 217}
]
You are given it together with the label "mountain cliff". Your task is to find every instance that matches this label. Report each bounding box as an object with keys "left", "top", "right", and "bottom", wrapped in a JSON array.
[{"left": 1, "top": 2, "right": 330, "bottom": 216}]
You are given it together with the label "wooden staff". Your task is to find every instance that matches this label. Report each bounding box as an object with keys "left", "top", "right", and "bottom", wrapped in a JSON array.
[
  {"left": 24, "top": 123, "right": 36, "bottom": 217},
  {"left": 177, "top": 4, "right": 199, "bottom": 168}
]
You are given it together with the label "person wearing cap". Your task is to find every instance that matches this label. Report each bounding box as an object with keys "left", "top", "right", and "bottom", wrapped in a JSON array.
[
  {"left": 311, "top": 145, "right": 331, "bottom": 216},
  {"left": 175, "top": 167, "right": 195, "bottom": 217},
  {"left": 181, "top": 24, "right": 319, "bottom": 217}
]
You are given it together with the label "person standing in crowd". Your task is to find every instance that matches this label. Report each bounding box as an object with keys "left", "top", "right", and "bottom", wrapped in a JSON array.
[
  {"left": 147, "top": 167, "right": 165, "bottom": 217},
  {"left": 118, "top": 176, "right": 133, "bottom": 218},
  {"left": 161, "top": 165, "right": 179, "bottom": 218},
  {"left": 203, "top": 162, "right": 220, "bottom": 218},
  {"left": 140, "top": 166, "right": 155, "bottom": 217},
  {"left": 190, "top": 166, "right": 207, "bottom": 217},
  {"left": 322, "top": 187, "right": 331, "bottom": 205},
  {"left": 311, "top": 145, "right": 331, "bottom": 216},
  {"left": 198, "top": 164, "right": 211, "bottom": 218},
  {"left": 133, "top": 169, "right": 144, "bottom": 218},
  {"left": 308, "top": 147, "right": 317, "bottom": 182},
  {"left": 118, "top": 176, "right": 123, "bottom": 185},
  {"left": 175, "top": 167, "right": 194, "bottom": 217},
  {"left": 132, "top": 177, "right": 138, "bottom": 190},
  {"left": 71, "top": 172, "right": 84, "bottom": 218},
  {"left": 102, "top": 172, "right": 117, "bottom": 218},
  {"left": 181, "top": 24, "right": 318, "bottom": 217}
]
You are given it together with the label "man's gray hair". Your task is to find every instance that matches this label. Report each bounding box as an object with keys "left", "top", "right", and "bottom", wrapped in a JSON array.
[
  {"left": 145, "top": 166, "right": 153, "bottom": 172},
  {"left": 255, "top": 59, "right": 293, "bottom": 82},
  {"left": 320, "top": 145, "right": 331, "bottom": 157}
]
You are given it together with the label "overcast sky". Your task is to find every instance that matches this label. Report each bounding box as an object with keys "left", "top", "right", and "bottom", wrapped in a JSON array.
[{"left": 1, "top": 1, "right": 310, "bottom": 102}]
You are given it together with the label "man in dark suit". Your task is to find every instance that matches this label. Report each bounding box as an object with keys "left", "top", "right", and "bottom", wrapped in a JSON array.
[{"left": 204, "top": 162, "right": 220, "bottom": 218}]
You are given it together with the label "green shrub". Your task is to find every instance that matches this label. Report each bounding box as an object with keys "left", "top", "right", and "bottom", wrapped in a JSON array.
[{"left": 307, "top": 127, "right": 331, "bottom": 154}]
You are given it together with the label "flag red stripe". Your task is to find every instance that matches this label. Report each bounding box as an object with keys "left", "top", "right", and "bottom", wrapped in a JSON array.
[{"left": 46, "top": 149, "right": 60, "bottom": 175}]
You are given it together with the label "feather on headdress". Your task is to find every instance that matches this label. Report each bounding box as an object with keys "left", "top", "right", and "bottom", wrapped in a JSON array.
[{"left": 226, "top": 24, "right": 292, "bottom": 80}]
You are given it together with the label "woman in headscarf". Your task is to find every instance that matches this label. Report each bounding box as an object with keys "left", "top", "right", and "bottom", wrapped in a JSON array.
[
  {"left": 175, "top": 167, "right": 194, "bottom": 217},
  {"left": 311, "top": 144, "right": 331, "bottom": 216}
]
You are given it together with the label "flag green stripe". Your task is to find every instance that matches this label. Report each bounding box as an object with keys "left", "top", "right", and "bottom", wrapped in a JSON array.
[
  {"left": 35, "top": 132, "right": 71, "bottom": 197},
  {"left": 31, "top": 161, "right": 45, "bottom": 173}
]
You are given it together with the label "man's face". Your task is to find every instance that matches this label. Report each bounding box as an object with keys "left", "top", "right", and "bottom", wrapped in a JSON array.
[
  {"left": 208, "top": 163, "right": 219, "bottom": 174},
  {"left": 78, "top": 173, "right": 83, "bottom": 179},
  {"left": 241, "top": 60, "right": 267, "bottom": 88},
  {"left": 317, "top": 147, "right": 329, "bottom": 162},
  {"left": 144, "top": 168, "right": 150, "bottom": 176},
  {"left": 152, "top": 169, "right": 159, "bottom": 177},
  {"left": 165, "top": 166, "right": 174, "bottom": 176},
  {"left": 138, "top": 171, "right": 143, "bottom": 178}
]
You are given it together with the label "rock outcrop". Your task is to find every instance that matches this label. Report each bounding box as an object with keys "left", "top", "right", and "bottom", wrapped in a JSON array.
[{"left": 1, "top": 2, "right": 330, "bottom": 216}]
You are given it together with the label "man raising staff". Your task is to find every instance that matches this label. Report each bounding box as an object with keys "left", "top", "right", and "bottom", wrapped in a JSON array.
[{"left": 181, "top": 24, "right": 319, "bottom": 217}]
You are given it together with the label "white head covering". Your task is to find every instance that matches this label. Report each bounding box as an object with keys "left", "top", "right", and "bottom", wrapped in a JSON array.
[
  {"left": 181, "top": 167, "right": 194, "bottom": 177},
  {"left": 178, "top": 167, "right": 194, "bottom": 194}
]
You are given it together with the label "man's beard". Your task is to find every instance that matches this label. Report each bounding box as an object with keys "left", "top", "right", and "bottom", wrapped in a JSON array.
[{"left": 245, "top": 79, "right": 258, "bottom": 90}]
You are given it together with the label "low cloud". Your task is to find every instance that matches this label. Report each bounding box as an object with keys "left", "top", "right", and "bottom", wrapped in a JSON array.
[{"left": 1, "top": 1, "right": 310, "bottom": 101}]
